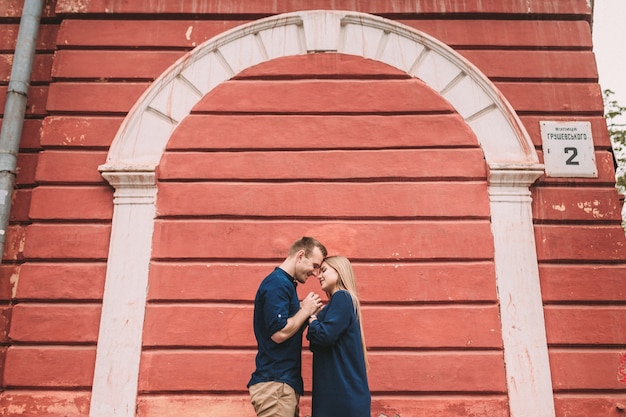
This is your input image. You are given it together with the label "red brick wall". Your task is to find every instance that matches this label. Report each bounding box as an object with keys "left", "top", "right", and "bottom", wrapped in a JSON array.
[
  {"left": 1, "top": 1, "right": 624, "bottom": 416},
  {"left": 146, "top": 53, "right": 502, "bottom": 415}
]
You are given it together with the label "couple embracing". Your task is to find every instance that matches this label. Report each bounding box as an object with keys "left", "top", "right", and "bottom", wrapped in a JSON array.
[{"left": 247, "top": 237, "right": 370, "bottom": 417}]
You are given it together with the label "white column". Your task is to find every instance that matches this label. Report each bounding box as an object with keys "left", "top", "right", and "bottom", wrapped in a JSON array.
[
  {"left": 488, "top": 164, "right": 556, "bottom": 417},
  {"left": 89, "top": 170, "right": 157, "bottom": 417}
]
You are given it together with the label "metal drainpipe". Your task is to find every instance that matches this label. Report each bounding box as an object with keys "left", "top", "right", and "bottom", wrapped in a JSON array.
[{"left": 0, "top": 0, "right": 44, "bottom": 263}]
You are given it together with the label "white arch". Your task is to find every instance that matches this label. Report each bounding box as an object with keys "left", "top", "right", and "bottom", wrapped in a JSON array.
[{"left": 93, "top": 10, "right": 552, "bottom": 417}]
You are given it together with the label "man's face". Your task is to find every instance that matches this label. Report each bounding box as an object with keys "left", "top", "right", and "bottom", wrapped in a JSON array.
[{"left": 294, "top": 247, "right": 324, "bottom": 284}]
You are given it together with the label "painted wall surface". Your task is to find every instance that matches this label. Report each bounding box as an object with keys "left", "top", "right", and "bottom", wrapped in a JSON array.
[
  {"left": 0, "top": 1, "right": 625, "bottom": 417},
  {"left": 147, "top": 53, "right": 504, "bottom": 416}
]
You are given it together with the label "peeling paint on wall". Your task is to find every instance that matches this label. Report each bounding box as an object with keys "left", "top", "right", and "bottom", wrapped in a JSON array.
[
  {"left": 618, "top": 352, "right": 626, "bottom": 383},
  {"left": 577, "top": 200, "right": 609, "bottom": 218},
  {"left": 10, "top": 267, "right": 19, "bottom": 299},
  {"left": 56, "top": 1, "right": 88, "bottom": 14}
]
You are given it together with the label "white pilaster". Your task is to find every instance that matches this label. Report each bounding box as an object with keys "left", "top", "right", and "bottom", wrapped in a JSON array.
[
  {"left": 89, "top": 170, "right": 157, "bottom": 417},
  {"left": 489, "top": 164, "right": 555, "bottom": 417}
]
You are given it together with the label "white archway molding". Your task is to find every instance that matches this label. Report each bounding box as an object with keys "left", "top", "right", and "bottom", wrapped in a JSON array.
[
  {"left": 93, "top": 10, "right": 553, "bottom": 417},
  {"left": 100, "top": 11, "right": 539, "bottom": 170}
]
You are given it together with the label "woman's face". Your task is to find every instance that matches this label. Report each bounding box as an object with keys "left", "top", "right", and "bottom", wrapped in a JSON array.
[{"left": 317, "top": 261, "right": 339, "bottom": 295}]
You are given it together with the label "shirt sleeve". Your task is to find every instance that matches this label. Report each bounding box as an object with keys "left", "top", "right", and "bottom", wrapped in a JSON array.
[
  {"left": 306, "top": 290, "right": 353, "bottom": 346},
  {"left": 263, "top": 281, "right": 292, "bottom": 336}
]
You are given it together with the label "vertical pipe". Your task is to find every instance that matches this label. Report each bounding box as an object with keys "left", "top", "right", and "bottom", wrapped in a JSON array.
[{"left": 0, "top": 0, "right": 44, "bottom": 262}]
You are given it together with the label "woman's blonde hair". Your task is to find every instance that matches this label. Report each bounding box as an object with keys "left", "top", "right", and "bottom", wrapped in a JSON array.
[{"left": 323, "top": 255, "right": 369, "bottom": 370}]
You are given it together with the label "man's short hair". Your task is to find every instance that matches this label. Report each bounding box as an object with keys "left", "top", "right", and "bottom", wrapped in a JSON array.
[{"left": 288, "top": 236, "right": 328, "bottom": 258}]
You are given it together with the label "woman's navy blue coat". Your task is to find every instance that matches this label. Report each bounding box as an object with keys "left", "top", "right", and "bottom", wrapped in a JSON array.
[{"left": 306, "top": 290, "right": 371, "bottom": 417}]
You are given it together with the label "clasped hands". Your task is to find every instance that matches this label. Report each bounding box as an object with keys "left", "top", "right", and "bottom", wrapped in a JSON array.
[{"left": 301, "top": 291, "right": 322, "bottom": 323}]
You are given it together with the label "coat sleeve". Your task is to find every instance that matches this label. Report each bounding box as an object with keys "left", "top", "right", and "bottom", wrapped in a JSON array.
[
  {"left": 306, "top": 291, "right": 353, "bottom": 346},
  {"left": 263, "top": 282, "right": 292, "bottom": 336}
]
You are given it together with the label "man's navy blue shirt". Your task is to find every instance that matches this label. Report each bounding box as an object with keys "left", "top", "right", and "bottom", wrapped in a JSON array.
[{"left": 248, "top": 267, "right": 305, "bottom": 394}]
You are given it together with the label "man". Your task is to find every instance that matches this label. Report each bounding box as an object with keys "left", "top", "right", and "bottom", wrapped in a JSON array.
[{"left": 248, "top": 236, "right": 328, "bottom": 417}]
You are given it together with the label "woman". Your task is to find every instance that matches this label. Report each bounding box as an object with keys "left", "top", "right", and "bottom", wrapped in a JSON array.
[{"left": 306, "top": 256, "right": 370, "bottom": 417}]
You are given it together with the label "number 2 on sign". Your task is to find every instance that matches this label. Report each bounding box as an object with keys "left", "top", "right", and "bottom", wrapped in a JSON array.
[{"left": 564, "top": 147, "right": 579, "bottom": 165}]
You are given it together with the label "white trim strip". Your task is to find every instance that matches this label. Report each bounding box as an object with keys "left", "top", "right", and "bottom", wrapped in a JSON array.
[
  {"left": 90, "top": 172, "right": 157, "bottom": 417},
  {"left": 489, "top": 166, "right": 556, "bottom": 417}
]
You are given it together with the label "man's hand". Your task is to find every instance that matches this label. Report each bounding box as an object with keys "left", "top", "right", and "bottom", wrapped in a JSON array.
[
  {"left": 301, "top": 292, "right": 322, "bottom": 316},
  {"left": 271, "top": 292, "right": 321, "bottom": 344}
]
